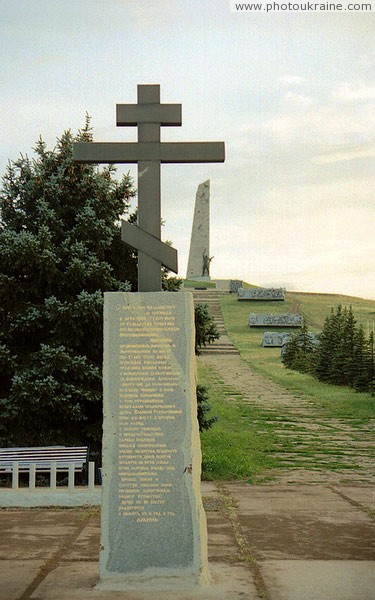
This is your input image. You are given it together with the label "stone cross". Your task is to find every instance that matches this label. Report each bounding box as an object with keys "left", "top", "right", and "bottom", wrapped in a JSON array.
[{"left": 73, "top": 84, "right": 225, "bottom": 292}]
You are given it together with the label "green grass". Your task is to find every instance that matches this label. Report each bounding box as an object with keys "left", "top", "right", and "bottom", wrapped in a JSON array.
[
  {"left": 197, "top": 289, "right": 375, "bottom": 482},
  {"left": 198, "top": 360, "right": 280, "bottom": 481},
  {"left": 219, "top": 290, "right": 375, "bottom": 421}
]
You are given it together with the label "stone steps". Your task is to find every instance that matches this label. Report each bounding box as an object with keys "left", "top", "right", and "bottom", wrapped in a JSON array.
[{"left": 190, "top": 289, "right": 239, "bottom": 355}]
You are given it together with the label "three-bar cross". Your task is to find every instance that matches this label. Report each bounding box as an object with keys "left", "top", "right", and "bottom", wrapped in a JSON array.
[{"left": 73, "top": 84, "right": 225, "bottom": 292}]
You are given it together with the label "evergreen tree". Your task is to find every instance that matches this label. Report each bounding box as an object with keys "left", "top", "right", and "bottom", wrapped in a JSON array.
[
  {"left": 340, "top": 306, "right": 358, "bottom": 385},
  {"left": 281, "top": 324, "right": 317, "bottom": 374},
  {"left": 194, "top": 303, "right": 220, "bottom": 355},
  {"left": 295, "top": 323, "right": 316, "bottom": 374},
  {"left": 0, "top": 123, "right": 219, "bottom": 452},
  {"left": 284, "top": 303, "right": 374, "bottom": 395},
  {"left": 281, "top": 334, "right": 299, "bottom": 369},
  {"left": 0, "top": 122, "right": 137, "bottom": 452},
  {"left": 315, "top": 305, "right": 345, "bottom": 383},
  {"left": 366, "top": 330, "right": 375, "bottom": 394},
  {"left": 352, "top": 325, "right": 368, "bottom": 392},
  {"left": 196, "top": 384, "right": 218, "bottom": 432}
]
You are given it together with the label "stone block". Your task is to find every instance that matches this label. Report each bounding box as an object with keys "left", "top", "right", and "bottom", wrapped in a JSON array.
[
  {"left": 262, "top": 332, "right": 291, "bottom": 347},
  {"left": 249, "top": 313, "right": 303, "bottom": 327},
  {"left": 229, "top": 280, "right": 243, "bottom": 293},
  {"left": 237, "top": 287, "right": 285, "bottom": 301},
  {"left": 100, "top": 291, "right": 209, "bottom": 590}
]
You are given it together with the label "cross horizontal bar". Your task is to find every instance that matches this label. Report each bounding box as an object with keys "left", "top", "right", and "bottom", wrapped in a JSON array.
[
  {"left": 116, "top": 104, "right": 182, "bottom": 126},
  {"left": 121, "top": 220, "right": 178, "bottom": 273},
  {"left": 73, "top": 142, "right": 225, "bottom": 164}
]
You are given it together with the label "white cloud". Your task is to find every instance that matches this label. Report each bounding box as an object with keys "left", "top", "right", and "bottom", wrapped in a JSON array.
[
  {"left": 283, "top": 91, "right": 314, "bottom": 107},
  {"left": 254, "top": 99, "right": 374, "bottom": 153},
  {"left": 357, "top": 53, "right": 375, "bottom": 73},
  {"left": 279, "top": 75, "right": 304, "bottom": 86},
  {"left": 312, "top": 143, "right": 375, "bottom": 164},
  {"left": 209, "top": 205, "right": 375, "bottom": 298},
  {"left": 124, "top": 0, "right": 183, "bottom": 29},
  {"left": 238, "top": 79, "right": 375, "bottom": 159},
  {"left": 332, "top": 82, "right": 375, "bottom": 102}
]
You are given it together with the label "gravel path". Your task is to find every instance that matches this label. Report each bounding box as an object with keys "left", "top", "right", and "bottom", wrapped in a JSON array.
[{"left": 199, "top": 353, "right": 375, "bottom": 485}]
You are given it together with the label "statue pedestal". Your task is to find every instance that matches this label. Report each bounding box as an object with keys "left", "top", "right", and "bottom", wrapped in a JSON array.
[{"left": 191, "top": 276, "right": 211, "bottom": 282}]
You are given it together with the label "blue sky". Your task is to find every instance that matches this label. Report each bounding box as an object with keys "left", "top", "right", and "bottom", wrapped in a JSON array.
[{"left": 1, "top": 0, "right": 374, "bottom": 298}]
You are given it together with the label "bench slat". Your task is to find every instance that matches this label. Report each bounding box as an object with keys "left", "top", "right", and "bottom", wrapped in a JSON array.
[{"left": 0, "top": 446, "right": 89, "bottom": 474}]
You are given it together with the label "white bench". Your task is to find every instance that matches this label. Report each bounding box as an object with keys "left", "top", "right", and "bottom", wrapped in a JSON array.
[{"left": 0, "top": 446, "right": 95, "bottom": 491}]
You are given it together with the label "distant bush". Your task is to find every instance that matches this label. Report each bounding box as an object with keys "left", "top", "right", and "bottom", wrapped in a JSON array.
[
  {"left": 196, "top": 384, "right": 218, "bottom": 432},
  {"left": 194, "top": 304, "right": 220, "bottom": 432},
  {"left": 194, "top": 303, "right": 220, "bottom": 355}
]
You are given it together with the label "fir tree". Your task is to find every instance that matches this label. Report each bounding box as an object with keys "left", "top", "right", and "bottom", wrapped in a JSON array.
[
  {"left": 367, "top": 330, "right": 375, "bottom": 394},
  {"left": 333, "top": 306, "right": 357, "bottom": 386},
  {"left": 0, "top": 122, "right": 218, "bottom": 452},
  {"left": 353, "top": 325, "right": 369, "bottom": 392},
  {"left": 281, "top": 334, "right": 299, "bottom": 369},
  {"left": 194, "top": 303, "right": 220, "bottom": 355},
  {"left": 0, "top": 122, "right": 137, "bottom": 452},
  {"left": 281, "top": 324, "right": 317, "bottom": 374},
  {"left": 315, "top": 305, "right": 344, "bottom": 383},
  {"left": 196, "top": 385, "right": 218, "bottom": 432}
]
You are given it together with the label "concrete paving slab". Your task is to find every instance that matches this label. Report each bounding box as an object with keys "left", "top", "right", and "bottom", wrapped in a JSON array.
[
  {"left": 261, "top": 560, "right": 375, "bottom": 600},
  {"left": 206, "top": 512, "right": 240, "bottom": 562},
  {"left": 225, "top": 483, "right": 370, "bottom": 517},
  {"left": 29, "top": 562, "right": 258, "bottom": 599},
  {"left": 0, "top": 510, "right": 80, "bottom": 559},
  {"left": 225, "top": 483, "right": 375, "bottom": 560},
  {"left": 2, "top": 483, "right": 375, "bottom": 599},
  {"left": 61, "top": 521, "right": 100, "bottom": 561},
  {"left": 0, "top": 560, "right": 45, "bottom": 600},
  {"left": 333, "top": 486, "right": 375, "bottom": 512}
]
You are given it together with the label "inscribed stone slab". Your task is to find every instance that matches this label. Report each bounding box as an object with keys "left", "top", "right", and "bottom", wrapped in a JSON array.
[
  {"left": 262, "top": 332, "right": 291, "bottom": 347},
  {"left": 237, "top": 287, "right": 285, "bottom": 301},
  {"left": 249, "top": 314, "right": 303, "bottom": 327},
  {"left": 101, "top": 292, "right": 209, "bottom": 589},
  {"left": 230, "top": 280, "right": 243, "bottom": 293}
]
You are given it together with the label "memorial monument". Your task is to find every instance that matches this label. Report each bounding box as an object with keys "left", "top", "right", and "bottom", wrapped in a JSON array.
[
  {"left": 186, "top": 180, "right": 212, "bottom": 281},
  {"left": 249, "top": 313, "right": 303, "bottom": 327},
  {"left": 262, "top": 332, "right": 291, "bottom": 347},
  {"left": 238, "top": 287, "right": 285, "bottom": 301},
  {"left": 73, "top": 84, "right": 224, "bottom": 590}
]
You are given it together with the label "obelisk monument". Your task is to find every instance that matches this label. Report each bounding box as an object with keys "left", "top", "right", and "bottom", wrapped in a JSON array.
[{"left": 186, "top": 180, "right": 212, "bottom": 281}]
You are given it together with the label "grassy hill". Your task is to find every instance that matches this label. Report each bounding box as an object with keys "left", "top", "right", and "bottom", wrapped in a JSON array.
[
  {"left": 219, "top": 290, "right": 375, "bottom": 388},
  {"left": 198, "top": 289, "right": 374, "bottom": 482}
]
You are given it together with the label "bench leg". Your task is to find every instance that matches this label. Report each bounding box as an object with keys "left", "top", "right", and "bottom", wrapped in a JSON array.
[
  {"left": 88, "top": 461, "right": 95, "bottom": 490},
  {"left": 29, "top": 464, "right": 36, "bottom": 490},
  {"left": 12, "top": 462, "right": 19, "bottom": 490},
  {"left": 50, "top": 461, "right": 57, "bottom": 490},
  {"left": 68, "top": 463, "right": 75, "bottom": 492}
]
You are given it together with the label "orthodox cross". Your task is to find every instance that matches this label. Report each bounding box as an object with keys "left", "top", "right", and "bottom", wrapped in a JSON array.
[{"left": 73, "top": 84, "right": 225, "bottom": 292}]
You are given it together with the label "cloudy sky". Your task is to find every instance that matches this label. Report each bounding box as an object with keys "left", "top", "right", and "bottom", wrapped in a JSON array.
[{"left": 1, "top": 0, "right": 374, "bottom": 298}]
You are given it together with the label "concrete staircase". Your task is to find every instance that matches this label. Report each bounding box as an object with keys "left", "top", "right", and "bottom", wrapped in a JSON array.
[{"left": 190, "top": 289, "right": 239, "bottom": 355}]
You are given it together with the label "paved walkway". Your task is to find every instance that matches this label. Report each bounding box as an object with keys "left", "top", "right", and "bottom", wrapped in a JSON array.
[
  {"left": 1, "top": 481, "right": 374, "bottom": 599},
  {"left": 200, "top": 353, "right": 375, "bottom": 485},
  {"left": 1, "top": 325, "right": 374, "bottom": 598}
]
